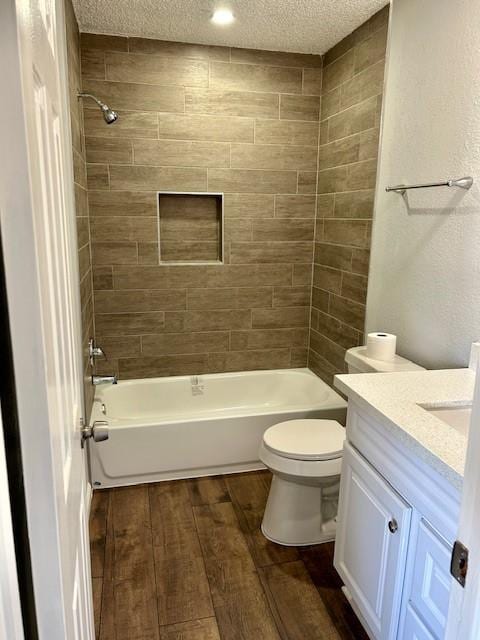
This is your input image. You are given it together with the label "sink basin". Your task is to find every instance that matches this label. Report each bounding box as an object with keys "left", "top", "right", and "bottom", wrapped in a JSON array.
[{"left": 424, "top": 405, "right": 472, "bottom": 437}]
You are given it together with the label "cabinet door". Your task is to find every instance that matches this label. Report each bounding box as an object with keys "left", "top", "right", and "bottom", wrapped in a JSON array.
[
  {"left": 403, "top": 606, "right": 436, "bottom": 640},
  {"left": 402, "top": 517, "right": 452, "bottom": 639},
  {"left": 334, "top": 443, "right": 412, "bottom": 640}
]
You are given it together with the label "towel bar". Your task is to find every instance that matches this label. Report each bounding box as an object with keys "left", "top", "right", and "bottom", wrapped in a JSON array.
[{"left": 386, "top": 176, "right": 473, "bottom": 194}]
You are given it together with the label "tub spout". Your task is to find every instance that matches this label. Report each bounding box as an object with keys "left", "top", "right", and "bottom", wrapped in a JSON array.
[{"left": 92, "top": 374, "right": 117, "bottom": 386}]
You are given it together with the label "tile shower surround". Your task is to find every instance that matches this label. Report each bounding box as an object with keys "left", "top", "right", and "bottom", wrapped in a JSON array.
[
  {"left": 309, "top": 6, "right": 388, "bottom": 384},
  {"left": 74, "top": 5, "right": 388, "bottom": 382},
  {"left": 81, "top": 31, "right": 321, "bottom": 379},
  {"left": 65, "top": 0, "right": 95, "bottom": 415}
]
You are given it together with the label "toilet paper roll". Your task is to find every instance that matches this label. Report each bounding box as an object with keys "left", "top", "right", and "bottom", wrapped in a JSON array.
[{"left": 366, "top": 332, "right": 397, "bottom": 361}]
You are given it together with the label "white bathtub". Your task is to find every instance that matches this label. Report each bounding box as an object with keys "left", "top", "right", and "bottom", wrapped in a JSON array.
[{"left": 89, "top": 368, "right": 347, "bottom": 488}]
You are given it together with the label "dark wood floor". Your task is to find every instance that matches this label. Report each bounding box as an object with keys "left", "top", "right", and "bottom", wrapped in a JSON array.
[{"left": 90, "top": 470, "right": 368, "bottom": 640}]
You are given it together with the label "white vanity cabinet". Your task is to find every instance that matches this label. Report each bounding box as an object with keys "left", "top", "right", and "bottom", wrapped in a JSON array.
[
  {"left": 335, "top": 443, "right": 412, "bottom": 639},
  {"left": 334, "top": 403, "right": 460, "bottom": 640},
  {"left": 398, "top": 513, "right": 452, "bottom": 639}
]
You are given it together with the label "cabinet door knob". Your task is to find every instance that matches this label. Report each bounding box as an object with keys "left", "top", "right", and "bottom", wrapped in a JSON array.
[{"left": 388, "top": 518, "right": 398, "bottom": 533}]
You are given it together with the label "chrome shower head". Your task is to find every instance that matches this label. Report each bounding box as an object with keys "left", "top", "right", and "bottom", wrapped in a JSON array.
[
  {"left": 77, "top": 92, "right": 118, "bottom": 125},
  {"left": 100, "top": 104, "right": 118, "bottom": 124}
]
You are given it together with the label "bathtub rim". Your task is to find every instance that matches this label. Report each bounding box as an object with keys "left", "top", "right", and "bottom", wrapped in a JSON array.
[{"left": 90, "top": 367, "right": 346, "bottom": 428}]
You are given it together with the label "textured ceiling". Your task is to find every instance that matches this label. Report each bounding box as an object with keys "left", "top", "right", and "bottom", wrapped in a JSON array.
[{"left": 72, "top": 0, "right": 388, "bottom": 55}]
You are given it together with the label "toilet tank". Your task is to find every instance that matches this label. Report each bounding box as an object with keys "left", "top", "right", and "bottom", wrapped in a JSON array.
[{"left": 345, "top": 346, "right": 425, "bottom": 374}]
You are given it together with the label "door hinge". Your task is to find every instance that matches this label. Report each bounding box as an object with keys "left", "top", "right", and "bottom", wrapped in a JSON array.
[{"left": 451, "top": 540, "right": 469, "bottom": 587}]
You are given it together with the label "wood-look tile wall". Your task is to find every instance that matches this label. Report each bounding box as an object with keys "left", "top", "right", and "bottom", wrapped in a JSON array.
[
  {"left": 80, "top": 34, "right": 323, "bottom": 378},
  {"left": 65, "top": 0, "right": 95, "bottom": 413},
  {"left": 308, "top": 6, "right": 389, "bottom": 385}
]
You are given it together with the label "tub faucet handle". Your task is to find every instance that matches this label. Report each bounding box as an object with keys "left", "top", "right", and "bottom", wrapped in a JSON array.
[
  {"left": 82, "top": 420, "right": 109, "bottom": 446},
  {"left": 89, "top": 338, "right": 107, "bottom": 366}
]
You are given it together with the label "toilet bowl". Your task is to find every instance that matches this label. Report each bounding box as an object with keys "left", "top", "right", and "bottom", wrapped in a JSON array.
[
  {"left": 260, "top": 346, "right": 424, "bottom": 547},
  {"left": 260, "top": 419, "right": 345, "bottom": 546}
]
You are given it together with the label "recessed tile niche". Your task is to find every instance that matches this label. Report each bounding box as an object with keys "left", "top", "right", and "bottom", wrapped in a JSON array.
[{"left": 158, "top": 192, "right": 224, "bottom": 264}]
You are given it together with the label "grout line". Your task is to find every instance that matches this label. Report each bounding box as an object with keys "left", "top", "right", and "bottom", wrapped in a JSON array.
[{"left": 103, "top": 160, "right": 307, "bottom": 174}]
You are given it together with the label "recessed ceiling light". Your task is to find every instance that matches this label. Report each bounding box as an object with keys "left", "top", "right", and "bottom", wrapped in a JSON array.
[{"left": 211, "top": 8, "right": 235, "bottom": 25}]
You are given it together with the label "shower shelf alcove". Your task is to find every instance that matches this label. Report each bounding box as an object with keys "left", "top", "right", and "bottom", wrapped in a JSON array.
[{"left": 157, "top": 191, "right": 224, "bottom": 265}]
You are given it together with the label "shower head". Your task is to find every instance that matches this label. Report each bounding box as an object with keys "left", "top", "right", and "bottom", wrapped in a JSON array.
[
  {"left": 100, "top": 104, "right": 118, "bottom": 124},
  {"left": 77, "top": 92, "right": 118, "bottom": 124}
]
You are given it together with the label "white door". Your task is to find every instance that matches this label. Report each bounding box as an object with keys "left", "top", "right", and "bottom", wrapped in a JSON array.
[
  {"left": 334, "top": 443, "right": 412, "bottom": 640},
  {"left": 445, "top": 363, "right": 480, "bottom": 639},
  {"left": 0, "top": 0, "right": 94, "bottom": 637}
]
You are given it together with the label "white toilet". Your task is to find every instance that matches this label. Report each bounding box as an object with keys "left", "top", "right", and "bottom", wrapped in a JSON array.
[{"left": 260, "top": 346, "right": 424, "bottom": 546}]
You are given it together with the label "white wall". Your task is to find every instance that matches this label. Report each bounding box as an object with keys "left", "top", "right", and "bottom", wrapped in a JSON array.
[{"left": 366, "top": 0, "right": 480, "bottom": 369}]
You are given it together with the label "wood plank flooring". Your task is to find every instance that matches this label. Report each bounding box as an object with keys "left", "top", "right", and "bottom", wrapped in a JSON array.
[{"left": 89, "top": 471, "right": 368, "bottom": 640}]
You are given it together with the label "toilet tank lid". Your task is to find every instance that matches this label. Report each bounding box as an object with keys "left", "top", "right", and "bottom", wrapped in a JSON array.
[
  {"left": 263, "top": 419, "right": 345, "bottom": 461},
  {"left": 345, "top": 346, "right": 425, "bottom": 373}
]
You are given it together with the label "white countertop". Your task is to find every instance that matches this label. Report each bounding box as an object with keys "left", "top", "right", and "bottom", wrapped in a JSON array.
[{"left": 334, "top": 368, "right": 475, "bottom": 490}]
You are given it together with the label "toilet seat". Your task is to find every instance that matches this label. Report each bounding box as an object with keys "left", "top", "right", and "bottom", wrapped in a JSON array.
[
  {"left": 263, "top": 419, "right": 345, "bottom": 461},
  {"left": 259, "top": 441, "right": 343, "bottom": 480}
]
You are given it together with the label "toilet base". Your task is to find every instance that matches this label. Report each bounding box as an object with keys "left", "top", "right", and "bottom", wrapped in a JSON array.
[
  {"left": 261, "top": 522, "right": 336, "bottom": 547},
  {"left": 261, "top": 473, "right": 339, "bottom": 546}
]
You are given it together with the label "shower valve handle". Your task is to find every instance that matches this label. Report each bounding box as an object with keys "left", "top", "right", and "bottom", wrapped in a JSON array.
[{"left": 82, "top": 420, "right": 109, "bottom": 444}]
